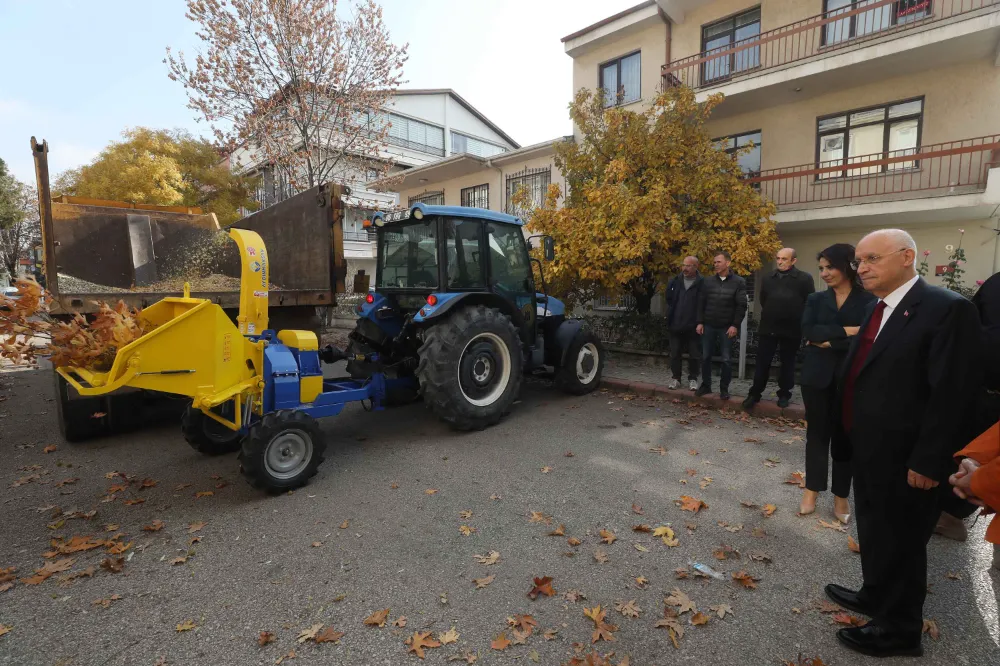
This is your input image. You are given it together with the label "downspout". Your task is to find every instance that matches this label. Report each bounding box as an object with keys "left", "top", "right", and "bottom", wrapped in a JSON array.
[{"left": 661, "top": 7, "right": 672, "bottom": 88}]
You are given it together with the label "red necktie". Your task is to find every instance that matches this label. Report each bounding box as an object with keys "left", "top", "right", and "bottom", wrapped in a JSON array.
[{"left": 842, "top": 300, "right": 887, "bottom": 432}]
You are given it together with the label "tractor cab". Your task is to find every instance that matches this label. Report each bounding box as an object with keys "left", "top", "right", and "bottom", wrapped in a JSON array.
[{"left": 350, "top": 203, "right": 603, "bottom": 431}]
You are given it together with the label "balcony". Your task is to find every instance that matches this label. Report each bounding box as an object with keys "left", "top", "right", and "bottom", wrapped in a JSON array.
[
  {"left": 663, "top": 0, "right": 1000, "bottom": 117},
  {"left": 747, "top": 134, "right": 1000, "bottom": 228},
  {"left": 344, "top": 229, "right": 376, "bottom": 243}
]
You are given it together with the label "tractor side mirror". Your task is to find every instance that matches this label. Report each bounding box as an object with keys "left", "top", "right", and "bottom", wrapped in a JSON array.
[{"left": 543, "top": 237, "right": 555, "bottom": 261}]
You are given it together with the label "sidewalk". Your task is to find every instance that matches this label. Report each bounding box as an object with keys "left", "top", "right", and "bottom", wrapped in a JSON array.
[{"left": 602, "top": 354, "right": 806, "bottom": 421}]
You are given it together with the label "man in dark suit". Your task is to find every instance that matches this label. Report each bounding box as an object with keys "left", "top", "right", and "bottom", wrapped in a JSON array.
[{"left": 826, "top": 229, "right": 983, "bottom": 658}]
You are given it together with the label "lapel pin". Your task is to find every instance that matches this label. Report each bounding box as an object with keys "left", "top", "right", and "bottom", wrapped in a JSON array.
[{"left": 903, "top": 310, "right": 910, "bottom": 317}]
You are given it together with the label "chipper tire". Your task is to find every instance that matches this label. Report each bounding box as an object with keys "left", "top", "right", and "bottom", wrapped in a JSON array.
[
  {"left": 556, "top": 330, "right": 605, "bottom": 396},
  {"left": 182, "top": 404, "right": 242, "bottom": 455},
  {"left": 417, "top": 305, "right": 522, "bottom": 431},
  {"left": 239, "top": 410, "right": 326, "bottom": 492}
]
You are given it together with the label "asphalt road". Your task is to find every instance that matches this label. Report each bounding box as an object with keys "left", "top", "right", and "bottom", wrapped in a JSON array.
[{"left": 1, "top": 369, "right": 997, "bottom": 666}]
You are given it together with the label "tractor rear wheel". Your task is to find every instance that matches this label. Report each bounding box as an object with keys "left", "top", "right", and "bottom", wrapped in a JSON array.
[
  {"left": 240, "top": 410, "right": 326, "bottom": 492},
  {"left": 417, "top": 305, "right": 522, "bottom": 430},
  {"left": 556, "top": 330, "right": 605, "bottom": 395},
  {"left": 182, "top": 403, "right": 242, "bottom": 455}
]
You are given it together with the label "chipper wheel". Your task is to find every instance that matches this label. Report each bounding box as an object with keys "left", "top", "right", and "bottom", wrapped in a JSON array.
[
  {"left": 556, "top": 330, "right": 605, "bottom": 395},
  {"left": 182, "top": 403, "right": 242, "bottom": 455},
  {"left": 239, "top": 410, "right": 326, "bottom": 492},
  {"left": 417, "top": 305, "right": 522, "bottom": 431}
]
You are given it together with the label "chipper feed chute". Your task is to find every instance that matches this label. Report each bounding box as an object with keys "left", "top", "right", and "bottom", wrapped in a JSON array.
[{"left": 56, "top": 227, "right": 269, "bottom": 431}]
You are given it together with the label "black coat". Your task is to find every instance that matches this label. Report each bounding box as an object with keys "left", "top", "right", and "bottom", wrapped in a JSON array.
[
  {"left": 665, "top": 273, "right": 703, "bottom": 332},
  {"left": 832, "top": 279, "right": 983, "bottom": 483},
  {"left": 972, "top": 271, "right": 1000, "bottom": 391},
  {"left": 696, "top": 272, "right": 747, "bottom": 329},
  {"left": 800, "top": 287, "right": 876, "bottom": 389},
  {"left": 757, "top": 266, "right": 815, "bottom": 338}
]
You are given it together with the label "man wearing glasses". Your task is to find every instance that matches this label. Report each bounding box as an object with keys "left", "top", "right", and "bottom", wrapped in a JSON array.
[{"left": 825, "top": 229, "right": 982, "bottom": 658}]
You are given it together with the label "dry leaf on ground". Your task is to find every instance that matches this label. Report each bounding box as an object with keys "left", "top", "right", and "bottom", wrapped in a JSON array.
[
  {"left": 614, "top": 600, "right": 641, "bottom": 618},
  {"left": 676, "top": 496, "right": 708, "bottom": 513},
  {"left": 176, "top": 620, "right": 196, "bottom": 632},
  {"left": 297, "top": 623, "right": 324, "bottom": 643},
  {"left": 21, "top": 558, "right": 75, "bottom": 585},
  {"left": 509, "top": 614, "right": 538, "bottom": 636},
  {"left": 690, "top": 612, "right": 710, "bottom": 626},
  {"left": 831, "top": 613, "right": 865, "bottom": 627},
  {"left": 188, "top": 522, "right": 206, "bottom": 534},
  {"left": 732, "top": 571, "right": 759, "bottom": 589},
  {"left": 710, "top": 604, "right": 734, "bottom": 619},
  {"left": 393, "top": 616, "right": 407, "bottom": 628},
  {"left": 405, "top": 631, "right": 441, "bottom": 658},
  {"left": 922, "top": 619, "right": 940, "bottom": 641},
  {"left": 664, "top": 589, "right": 696, "bottom": 614},
  {"left": 364, "top": 609, "right": 391, "bottom": 627},
  {"left": 548, "top": 525, "right": 566, "bottom": 536},
  {"left": 438, "top": 627, "right": 459, "bottom": 645},
  {"left": 599, "top": 529, "right": 617, "bottom": 544},
  {"left": 529, "top": 511, "right": 552, "bottom": 524},
  {"left": 593, "top": 548, "right": 609, "bottom": 563},
  {"left": 848, "top": 536, "right": 861, "bottom": 553},
  {"left": 473, "top": 575, "right": 495, "bottom": 589},
  {"left": 528, "top": 576, "right": 555, "bottom": 600},
  {"left": 473, "top": 551, "right": 500, "bottom": 565},
  {"left": 762, "top": 504, "right": 777, "bottom": 517},
  {"left": 567, "top": 537, "right": 582, "bottom": 547},
  {"left": 491, "top": 633, "right": 512, "bottom": 651},
  {"left": 424, "top": 489, "right": 438, "bottom": 495},
  {"left": 143, "top": 520, "right": 165, "bottom": 532},
  {"left": 785, "top": 471, "right": 806, "bottom": 488},
  {"left": 459, "top": 525, "right": 476, "bottom": 536},
  {"left": 315, "top": 627, "right": 344, "bottom": 644},
  {"left": 258, "top": 631, "right": 276, "bottom": 646}
]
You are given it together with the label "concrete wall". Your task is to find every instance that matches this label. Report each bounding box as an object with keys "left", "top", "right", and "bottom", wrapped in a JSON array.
[
  {"left": 571, "top": 19, "right": 669, "bottom": 113},
  {"left": 780, "top": 220, "right": 999, "bottom": 289},
  {"left": 703, "top": 58, "right": 1000, "bottom": 170}
]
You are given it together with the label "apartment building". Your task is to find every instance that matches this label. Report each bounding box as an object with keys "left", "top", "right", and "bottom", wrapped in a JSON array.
[
  {"left": 567, "top": 0, "right": 1000, "bottom": 289},
  {"left": 234, "top": 89, "right": 519, "bottom": 281}
]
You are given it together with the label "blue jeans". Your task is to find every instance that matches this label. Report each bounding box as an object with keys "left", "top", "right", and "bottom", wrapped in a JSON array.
[{"left": 700, "top": 325, "right": 733, "bottom": 393}]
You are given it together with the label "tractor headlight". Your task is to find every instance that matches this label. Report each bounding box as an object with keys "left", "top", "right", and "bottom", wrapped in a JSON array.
[
  {"left": 374, "top": 217, "right": 385, "bottom": 227},
  {"left": 412, "top": 207, "right": 424, "bottom": 220}
]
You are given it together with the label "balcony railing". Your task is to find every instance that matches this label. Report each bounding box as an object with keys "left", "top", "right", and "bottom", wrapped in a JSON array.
[
  {"left": 344, "top": 229, "right": 376, "bottom": 242},
  {"left": 662, "top": 0, "right": 999, "bottom": 90},
  {"left": 745, "top": 134, "right": 1000, "bottom": 208}
]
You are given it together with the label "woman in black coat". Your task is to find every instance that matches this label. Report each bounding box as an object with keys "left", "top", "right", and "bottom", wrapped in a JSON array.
[{"left": 798, "top": 243, "right": 876, "bottom": 521}]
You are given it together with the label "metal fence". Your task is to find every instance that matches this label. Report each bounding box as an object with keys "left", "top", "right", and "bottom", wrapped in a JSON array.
[
  {"left": 662, "top": 0, "right": 999, "bottom": 90},
  {"left": 344, "top": 229, "right": 376, "bottom": 242}
]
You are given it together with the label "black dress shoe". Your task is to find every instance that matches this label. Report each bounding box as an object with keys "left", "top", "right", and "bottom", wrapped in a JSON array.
[
  {"left": 825, "top": 583, "right": 875, "bottom": 616},
  {"left": 694, "top": 385, "right": 711, "bottom": 397},
  {"left": 837, "top": 623, "right": 922, "bottom": 658}
]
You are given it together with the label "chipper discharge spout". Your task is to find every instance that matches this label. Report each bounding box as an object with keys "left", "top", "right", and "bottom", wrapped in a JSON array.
[{"left": 55, "top": 227, "right": 413, "bottom": 492}]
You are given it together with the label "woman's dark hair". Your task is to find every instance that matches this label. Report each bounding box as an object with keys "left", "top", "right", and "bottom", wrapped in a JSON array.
[{"left": 817, "top": 243, "right": 859, "bottom": 285}]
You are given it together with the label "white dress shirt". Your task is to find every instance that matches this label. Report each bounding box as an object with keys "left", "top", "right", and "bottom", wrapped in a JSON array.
[{"left": 875, "top": 274, "right": 920, "bottom": 338}]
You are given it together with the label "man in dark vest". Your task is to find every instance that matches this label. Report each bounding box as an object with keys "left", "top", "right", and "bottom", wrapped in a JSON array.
[
  {"left": 665, "top": 256, "right": 704, "bottom": 391},
  {"left": 744, "top": 247, "right": 815, "bottom": 410}
]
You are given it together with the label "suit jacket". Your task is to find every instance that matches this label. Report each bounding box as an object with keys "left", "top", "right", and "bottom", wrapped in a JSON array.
[
  {"left": 832, "top": 278, "right": 984, "bottom": 483},
  {"left": 800, "top": 287, "right": 876, "bottom": 389}
]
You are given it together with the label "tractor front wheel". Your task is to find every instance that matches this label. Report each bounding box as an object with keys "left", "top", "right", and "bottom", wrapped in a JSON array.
[
  {"left": 417, "top": 305, "right": 522, "bottom": 430},
  {"left": 556, "top": 330, "right": 605, "bottom": 395},
  {"left": 240, "top": 410, "right": 326, "bottom": 492},
  {"left": 182, "top": 403, "right": 242, "bottom": 455}
]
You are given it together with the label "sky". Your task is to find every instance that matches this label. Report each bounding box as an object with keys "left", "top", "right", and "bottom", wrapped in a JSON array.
[{"left": 0, "top": 0, "right": 639, "bottom": 185}]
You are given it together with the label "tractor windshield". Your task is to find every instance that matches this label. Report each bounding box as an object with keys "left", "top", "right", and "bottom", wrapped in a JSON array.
[{"left": 377, "top": 219, "right": 439, "bottom": 289}]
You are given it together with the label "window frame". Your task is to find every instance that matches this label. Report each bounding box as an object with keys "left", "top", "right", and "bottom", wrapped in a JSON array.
[
  {"left": 700, "top": 6, "right": 762, "bottom": 85},
  {"left": 444, "top": 217, "right": 487, "bottom": 291},
  {"left": 505, "top": 167, "right": 552, "bottom": 216},
  {"left": 460, "top": 183, "right": 490, "bottom": 209},
  {"left": 451, "top": 131, "right": 508, "bottom": 158},
  {"left": 814, "top": 96, "right": 924, "bottom": 180},
  {"left": 820, "top": 0, "right": 934, "bottom": 47},
  {"left": 712, "top": 129, "right": 763, "bottom": 178},
  {"left": 598, "top": 50, "right": 642, "bottom": 108}
]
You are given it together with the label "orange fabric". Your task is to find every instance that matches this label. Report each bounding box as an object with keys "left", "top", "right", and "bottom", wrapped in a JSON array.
[{"left": 955, "top": 421, "right": 1000, "bottom": 545}]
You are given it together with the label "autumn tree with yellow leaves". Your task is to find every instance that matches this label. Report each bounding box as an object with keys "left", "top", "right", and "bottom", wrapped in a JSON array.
[{"left": 525, "top": 85, "right": 780, "bottom": 314}]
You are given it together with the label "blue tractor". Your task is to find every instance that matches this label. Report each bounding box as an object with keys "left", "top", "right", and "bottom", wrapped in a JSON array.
[{"left": 346, "top": 202, "right": 605, "bottom": 430}]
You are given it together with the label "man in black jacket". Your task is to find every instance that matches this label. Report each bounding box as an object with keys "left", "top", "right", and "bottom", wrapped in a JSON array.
[
  {"left": 826, "top": 229, "right": 982, "bottom": 658},
  {"left": 665, "top": 256, "right": 704, "bottom": 391},
  {"left": 695, "top": 251, "right": 747, "bottom": 400},
  {"left": 744, "top": 248, "right": 815, "bottom": 410}
]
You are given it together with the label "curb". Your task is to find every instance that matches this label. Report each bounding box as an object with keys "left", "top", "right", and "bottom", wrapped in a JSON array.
[{"left": 600, "top": 376, "right": 807, "bottom": 422}]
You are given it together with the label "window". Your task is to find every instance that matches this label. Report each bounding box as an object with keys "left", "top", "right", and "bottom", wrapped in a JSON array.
[
  {"left": 344, "top": 207, "right": 375, "bottom": 242},
  {"left": 816, "top": 98, "right": 923, "bottom": 178},
  {"left": 377, "top": 219, "right": 439, "bottom": 289},
  {"left": 445, "top": 219, "right": 485, "bottom": 289},
  {"left": 505, "top": 168, "right": 551, "bottom": 216},
  {"left": 452, "top": 132, "right": 507, "bottom": 158},
  {"left": 823, "top": 1, "right": 932, "bottom": 46},
  {"left": 387, "top": 113, "right": 445, "bottom": 156},
  {"left": 409, "top": 191, "right": 444, "bottom": 206},
  {"left": 702, "top": 8, "right": 761, "bottom": 84},
  {"left": 599, "top": 51, "right": 641, "bottom": 107},
  {"left": 714, "top": 130, "right": 762, "bottom": 176},
  {"left": 460, "top": 184, "right": 489, "bottom": 209},
  {"left": 487, "top": 223, "right": 532, "bottom": 294}
]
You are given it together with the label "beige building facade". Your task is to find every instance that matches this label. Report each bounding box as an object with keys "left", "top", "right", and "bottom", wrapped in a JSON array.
[{"left": 566, "top": 0, "right": 1000, "bottom": 290}]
